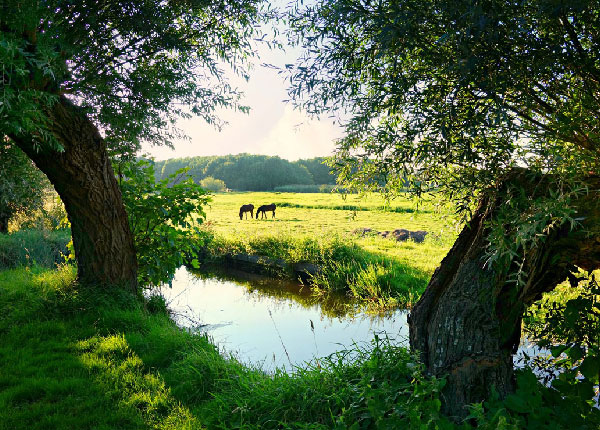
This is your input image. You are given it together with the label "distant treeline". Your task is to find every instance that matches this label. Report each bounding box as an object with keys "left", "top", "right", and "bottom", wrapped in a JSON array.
[{"left": 153, "top": 154, "right": 337, "bottom": 191}]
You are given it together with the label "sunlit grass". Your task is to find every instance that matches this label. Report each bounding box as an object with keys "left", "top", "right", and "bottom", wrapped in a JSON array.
[
  {"left": 199, "top": 192, "right": 456, "bottom": 306},
  {"left": 0, "top": 267, "right": 201, "bottom": 430},
  {"left": 0, "top": 266, "right": 449, "bottom": 430}
]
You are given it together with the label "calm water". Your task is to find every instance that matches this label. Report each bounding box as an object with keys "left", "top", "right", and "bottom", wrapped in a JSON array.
[{"left": 152, "top": 267, "right": 408, "bottom": 371}]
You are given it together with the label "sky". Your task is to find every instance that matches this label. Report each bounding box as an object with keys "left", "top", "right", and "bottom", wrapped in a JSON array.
[{"left": 141, "top": 8, "right": 343, "bottom": 162}]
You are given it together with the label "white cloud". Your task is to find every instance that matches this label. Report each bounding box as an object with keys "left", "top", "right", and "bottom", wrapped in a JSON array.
[
  {"left": 141, "top": 17, "right": 344, "bottom": 162},
  {"left": 255, "top": 105, "right": 341, "bottom": 160}
]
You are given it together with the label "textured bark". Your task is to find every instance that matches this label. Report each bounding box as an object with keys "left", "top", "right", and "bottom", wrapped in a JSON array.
[
  {"left": 409, "top": 170, "right": 600, "bottom": 419},
  {"left": 12, "top": 96, "right": 137, "bottom": 291},
  {"left": 0, "top": 214, "right": 9, "bottom": 233}
]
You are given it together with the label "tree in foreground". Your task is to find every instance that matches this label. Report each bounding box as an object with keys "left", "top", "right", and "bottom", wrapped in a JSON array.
[
  {"left": 0, "top": 1, "right": 266, "bottom": 290},
  {"left": 0, "top": 144, "right": 48, "bottom": 233},
  {"left": 289, "top": 0, "right": 600, "bottom": 417}
]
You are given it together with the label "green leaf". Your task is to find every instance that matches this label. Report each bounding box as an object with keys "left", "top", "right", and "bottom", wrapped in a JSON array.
[
  {"left": 579, "top": 356, "right": 600, "bottom": 383},
  {"left": 504, "top": 394, "right": 530, "bottom": 413}
]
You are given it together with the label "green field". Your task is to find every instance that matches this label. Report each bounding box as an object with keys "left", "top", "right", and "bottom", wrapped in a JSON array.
[{"left": 200, "top": 192, "right": 456, "bottom": 306}]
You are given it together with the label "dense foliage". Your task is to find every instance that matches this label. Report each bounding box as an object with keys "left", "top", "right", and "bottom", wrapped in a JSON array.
[
  {"left": 1, "top": 0, "right": 268, "bottom": 154},
  {"left": 117, "top": 160, "right": 209, "bottom": 288},
  {"left": 288, "top": 0, "right": 600, "bottom": 200},
  {"left": 1, "top": 0, "right": 270, "bottom": 288},
  {"left": 154, "top": 154, "right": 337, "bottom": 191},
  {"left": 523, "top": 273, "right": 600, "bottom": 417},
  {"left": 0, "top": 145, "right": 48, "bottom": 232}
]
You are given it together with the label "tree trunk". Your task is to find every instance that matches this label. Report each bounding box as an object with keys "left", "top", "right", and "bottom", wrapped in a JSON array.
[
  {"left": 409, "top": 170, "right": 600, "bottom": 419},
  {"left": 0, "top": 214, "right": 9, "bottom": 233},
  {"left": 12, "top": 96, "right": 138, "bottom": 291}
]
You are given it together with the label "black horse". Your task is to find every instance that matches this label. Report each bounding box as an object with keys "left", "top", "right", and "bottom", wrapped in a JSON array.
[
  {"left": 256, "top": 203, "right": 276, "bottom": 219},
  {"left": 239, "top": 204, "right": 254, "bottom": 220}
]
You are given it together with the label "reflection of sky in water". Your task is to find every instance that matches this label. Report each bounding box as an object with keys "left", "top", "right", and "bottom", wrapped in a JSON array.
[
  {"left": 155, "top": 266, "right": 596, "bottom": 401},
  {"left": 154, "top": 267, "right": 409, "bottom": 371}
]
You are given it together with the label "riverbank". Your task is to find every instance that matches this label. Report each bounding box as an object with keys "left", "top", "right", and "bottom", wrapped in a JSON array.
[
  {"left": 199, "top": 232, "right": 438, "bottom": 308},
  {"left": 2, "top": 265, "right": 596, "bottom": 429},
  {"left": 0, "top": 265, "right": 451, "bottom": 429}
]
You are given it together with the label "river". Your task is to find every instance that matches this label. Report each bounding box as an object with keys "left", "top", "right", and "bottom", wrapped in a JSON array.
[{"left": 150, "top": 266, "right": 409, "bottom": 371}]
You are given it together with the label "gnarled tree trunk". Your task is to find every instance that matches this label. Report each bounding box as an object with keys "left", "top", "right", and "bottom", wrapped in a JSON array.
[
  {"left": 12, "top": 96, "right": 137, "bottom": 291},
  {"left": 409, "top": 170, "right": 600, "bottom": 419}
]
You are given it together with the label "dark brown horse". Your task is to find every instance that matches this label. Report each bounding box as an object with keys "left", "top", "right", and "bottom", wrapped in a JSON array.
[
  {"left": 239, "top": 204, "right": 254, "bottom": 220},
  {"left": 256, "top": 203, "right": 276, "bottom": 219}
]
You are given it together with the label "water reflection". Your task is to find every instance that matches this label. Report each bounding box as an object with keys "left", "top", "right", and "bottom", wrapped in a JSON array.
[{"left": 152, "top": 267, "right": 408, "bottom": 371}]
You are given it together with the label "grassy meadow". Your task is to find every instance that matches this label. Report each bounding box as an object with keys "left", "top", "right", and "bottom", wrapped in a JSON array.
[{"left": 200, "top": 192, "right": 456, "bottom": 307}]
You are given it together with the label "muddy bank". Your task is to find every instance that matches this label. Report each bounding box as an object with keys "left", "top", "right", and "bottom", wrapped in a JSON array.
[{"left": 217, "top": 253, "right": 322, "bottom": 284}]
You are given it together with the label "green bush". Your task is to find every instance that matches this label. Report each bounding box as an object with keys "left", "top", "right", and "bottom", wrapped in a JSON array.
[
  {"left": 117, "top": 159, "right": 210, "bottom": 288},
  {"left": 13, "top": 193, "right": 68, "bottom": 232},
  {"left": 199, "top": 176, "right": 227, "bottom": 192}
]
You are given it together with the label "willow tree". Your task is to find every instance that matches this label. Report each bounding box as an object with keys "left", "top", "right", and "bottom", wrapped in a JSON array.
[
  {"left": 289, "top": 0, "right": 600, "bottom": 417},
  {"left": 0, "top": 1, "right": 265, "bottom": 290}
]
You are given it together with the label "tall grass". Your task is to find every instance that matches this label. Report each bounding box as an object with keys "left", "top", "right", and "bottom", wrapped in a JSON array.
[
  {"left": 201, "top": 232, "right": 433, "bottom": 307},
  {"left": 0, "top": 229, "right": 70, "bottom": 269}
]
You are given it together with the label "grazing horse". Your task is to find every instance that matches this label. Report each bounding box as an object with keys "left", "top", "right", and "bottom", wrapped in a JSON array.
[
  {"left": 256, "top": 203, "right": 276, "bottom": 219},
  {"left": 239, "top": 204, "right": 254, "bottom": 220}
]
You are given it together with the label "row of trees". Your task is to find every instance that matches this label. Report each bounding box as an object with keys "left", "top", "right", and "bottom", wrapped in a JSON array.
[{"left": 154, "top": 154, "right": 336, "bottom": 191}]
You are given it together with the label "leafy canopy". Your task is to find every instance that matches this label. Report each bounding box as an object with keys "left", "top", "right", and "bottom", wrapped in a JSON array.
[
  {"left": 288, "top": 0, "right": 600, "bottom": 201},
  {"left": 1, "top": 0, "right": 269, "bottom": 154}
]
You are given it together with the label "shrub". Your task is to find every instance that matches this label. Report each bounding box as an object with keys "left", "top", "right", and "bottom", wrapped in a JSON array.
[
  {"left": 117, "top": 159, "right": 210, "bottom": 288},
  {"left": 0, "top": 229, "right": 70, "bottom": 269},
  {"left": 199, "top": 176, "right": 227, "bottom": 192}
]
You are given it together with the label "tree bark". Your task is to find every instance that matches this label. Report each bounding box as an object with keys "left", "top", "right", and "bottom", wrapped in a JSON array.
[
  {"left": 409, "top": 170, "right": 600, "bottom": 419},
  {"left": 0, "top": 214, "right": 9, "bottom": 233},
  {"left": 11, "top": 96, "right": 138, "bottom": 291}
]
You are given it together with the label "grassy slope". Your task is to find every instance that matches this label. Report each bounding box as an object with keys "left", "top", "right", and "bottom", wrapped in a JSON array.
[
  {"left": 0, "top": 266, "right": 454, "bottom": 430},
  {"left": 2, "top": 266, "right": 594, "bottom": 430}
]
